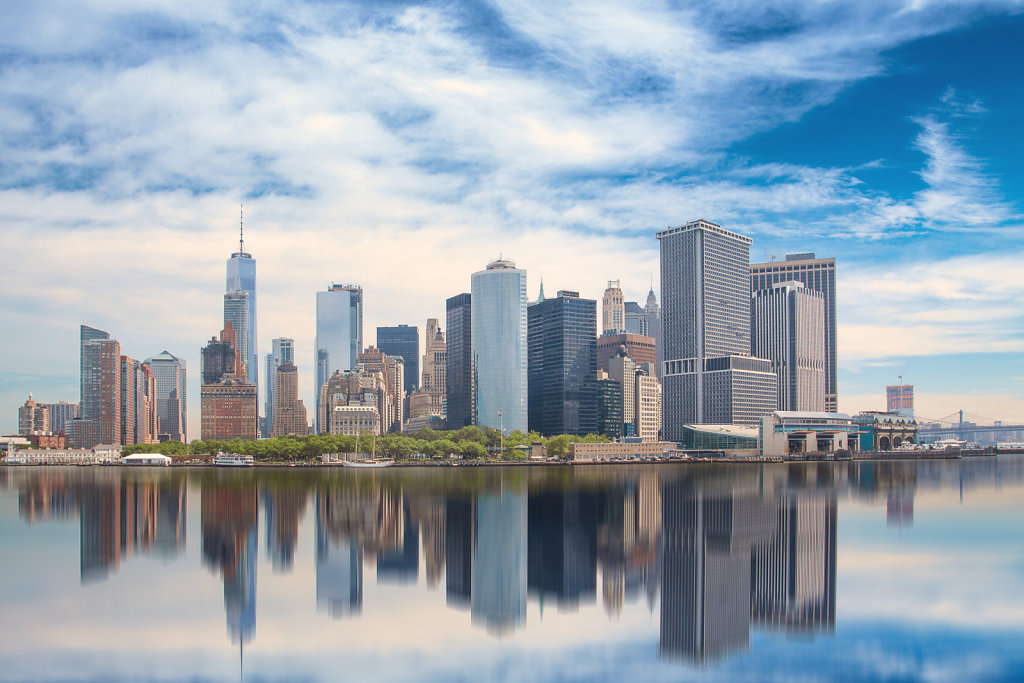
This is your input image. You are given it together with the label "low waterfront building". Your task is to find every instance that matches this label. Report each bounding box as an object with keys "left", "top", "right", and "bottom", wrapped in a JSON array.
[
  {"left": 120, "top": 453, "right": 172, "bottom": 466},
  {"left": 568, "top": 441, "right": 675, "bottom": 462},
  {"left": 852, "top": 411, "right": 918, "bottom": 451},
  {"left": 5, "top": 444, "right": 122, "bottom": 465},
  {"left": 678, "top": 424, "right": 759, "bottom": 454},
  {"left": 760, "top": 412, "right": 857, "bottom": 457},
  {"left": 331, "top": 405, "right": 381, "bottom": 436}
]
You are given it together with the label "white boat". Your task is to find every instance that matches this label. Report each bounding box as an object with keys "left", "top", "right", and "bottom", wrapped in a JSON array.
[
  {"left": 342, "top": 459, "right": 394, "bottom": 468},
  {"left": 213, "top": 453, "right": 254, "bottom": 467}
]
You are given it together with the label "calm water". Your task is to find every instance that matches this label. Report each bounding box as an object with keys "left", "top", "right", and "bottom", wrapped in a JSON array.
[{"left": 2, "top": 458, "right": 1023, "bottom": 682}]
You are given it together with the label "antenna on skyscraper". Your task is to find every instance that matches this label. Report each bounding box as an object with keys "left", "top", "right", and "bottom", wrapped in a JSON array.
[{"left": 239, "top": 203, "right": 245, "bottom": 253}]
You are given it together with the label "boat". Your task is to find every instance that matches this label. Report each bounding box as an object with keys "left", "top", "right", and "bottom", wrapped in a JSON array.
[
  {"left": 342, "top": 459, "right": 394, "bottom": 468},
  {"left": 213, "top": 453, "right": 254, "bottom": 467}
]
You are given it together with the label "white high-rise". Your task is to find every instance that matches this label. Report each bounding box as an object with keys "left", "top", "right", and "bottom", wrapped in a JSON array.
[
  {"left": 751, "top": 281, "right": 825, "bottom": 412},
  {"left": 602, "top": 280, "right": 625, "bottom": 335},
  {"left": 471, "top": 258, "right": 527, "bottom": 433}
]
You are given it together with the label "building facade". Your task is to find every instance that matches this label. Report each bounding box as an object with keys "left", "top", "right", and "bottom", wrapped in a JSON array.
[
  {"left": 69, "top": 325, "right": 122, "bottom": 448},
  {"left": 377, "top": 325, "right": 419, "bottom": 396},
  {"left": 315, "top": 284, "right": 363, "bottom": 432},
  {"left": 39, "top": 401, "right": 79, "bottom": 433},
  {"left": 201, "top": 378, "right": 258, "bottom": 441},
  {"left": 595, "top": 377, "right": 623, "bottom": 439},
  {"left": 202, "top": 323, "right": 241, "bottom": 384},
  {"left": 409, "top": 319, "right": 446, "bottom": 422},
  {"left": 527, "top": 290, "right": 597, "bottom": 436},
  {"left": 270, "top": 363, "right": 308, "bottom": 437},
  {"left": 18, "top": 395, "right": 49, "bottom": 435},
  {"left": 658, "top": 220, "right": 777, "bottom": 435},
  {"left": 751, "top": 281, "right": 826, "bottom": 412},
  {"left": 144, "top": 351, "right": 187, "bottom": 442},
  {"left": 445, "top": 294, "right": 473, "bottom": 429},
  {"left": 471, "top": 259, "right": 528, "bottom": 433},
  {"left": 601, "top": 281, "right": 625, "bottom": 335},
  {"left": 886, "top": 385, "right": 914, "bottom": 418},
  {"left": 596, "top": 333, "right": 656, "bottom": 374},
  {"left": 265, "top": 337, "right": 295, "bottom": 435},
  {"left": 357, "top": 346, "right": 405, "bottom": 433},
  {"left": 751, "top": 253, "right": 837, "bottom": 412},
  {"left": 223, "top": 291, "right": 250, "bottom": 380}
]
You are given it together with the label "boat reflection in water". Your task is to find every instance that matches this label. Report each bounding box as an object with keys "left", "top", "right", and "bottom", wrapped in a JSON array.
[{"left": 3, "top": 455, "right": 1024, "bottom": 680}]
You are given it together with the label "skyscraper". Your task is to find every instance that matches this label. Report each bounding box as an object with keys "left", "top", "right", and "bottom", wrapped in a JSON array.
[
  {"left": 751, "top": 281, "right": 826, "bottom": 412},
  {"left": 601, "top": 280, "right": 625, "bottom": 335},
  {"left": 265, "top": 337, "right": 295, "bottom": 434},
  {"left": 657, "top": 220, "right": 777, "bottom": 436},
  {"left": 144, "top": 351, "right": 187, "bottom": 442},
  {"left": 471, "top": 259, "right": 528, "bottom": 433},
  {"left": 315, "top": 284, "right": 363, "bottom": 432},
  {"left": 445, "top": 293, "right": 473, "bottom": 429},
  {"left": 377, "top": 325, "right": 419, "bottom": 397},
  {"left": 527, "top": 290, "right": 597, "bottom": 436},
  {"left": 751, "top": 253, "right": 837, "bottom": 412},
  {"left": 69, "top": 325, "right": 121, "bottom": 448},
  {"left": 886, "top": 384, "right": 914, "bottom": 418},
  {"left": 223, "top": 291, "right": 250, "bottom": 380},
  {"left": 202, "top": 323, "right": 241, "bottom": 385},
  {"left": 270, "top": 363, "right": 308, "bottom": 437},
  {"left": 645, "top": 287, "right": 662, "bottom": 378},
  {"left": 226, "top": 209, "right": 257, "bottom": 418}
]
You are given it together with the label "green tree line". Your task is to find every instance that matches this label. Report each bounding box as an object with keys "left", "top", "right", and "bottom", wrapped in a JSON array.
[{"left": 120, "top": 426, "right": 611, "bottom": 462}]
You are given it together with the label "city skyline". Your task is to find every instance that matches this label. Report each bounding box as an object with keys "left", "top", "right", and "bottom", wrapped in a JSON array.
[{"left": 3, "top": 3, "right": 1024, "bottom": 433}]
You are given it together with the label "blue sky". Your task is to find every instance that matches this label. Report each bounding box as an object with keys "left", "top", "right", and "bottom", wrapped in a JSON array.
[{"left": 1, "top": 0, "right": 1023, "bottom": 433}]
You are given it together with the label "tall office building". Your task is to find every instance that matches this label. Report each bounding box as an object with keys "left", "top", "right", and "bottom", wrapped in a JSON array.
[
  {"left": 752, "top": 281, "right": 826, "bottom": 412},
  {"left": 409, "top": 319, "right": 446, "bottom": 423},
  {"left": 608, "top": 349, "right": 637, "bottom": 437},
  {"left": 595, "top": 376, "right": 623, "bottom": 439},
  {"left": 202, "top": 323, "right": 241, "bottom": 385},
  {"left": 645, "top": 288, "right": 662, "bottom": 378},
  {"left": 144, "top": 351, "right": 187, "bottom": 442},
  {"left": 357, "top": 346, "right": 405, "bottom": 432},
  {"left": 39, "top": 401, "right": 79, "bottom": 433},
  {"left": 601, "top": 281, "right": 625, "bottom": 335},
  {"left": 270, "top": 363, "right": 308, "bottom": 437},
  {"left": 886, "top": 384, "right": 914, "bottom": 418},
  {"left": 226, "top": 210, "right": 257, "bottom": 417},
  {"left": 445, "top": 293, "right": 473, "bottom": 429},
  {"left": 471, "top": 259, "right": 528, "bottom": 433},
  {"left": 18, "top": 395, "right": 49, "bottom": 435},
  {"left": 751, "top": 253, "right": 837, "bottom": 411},
  {"left": 527, "top": 290, "right": 597, "bottom": 436},
  {"left": 265, "top": 338, "right": 295, "bottom": 435},
  {"left": 315, "top": 284, "right": 363, "bottom": 432},
  {"left": 69, "top": 325, "right": 122, "bottom": 448},
  {"left": 657, "top": 220, "right": 777, "bottom": 436},
  {"left": 624, "top": 301, "right": 647, "bottom": 335},
  {"left": 377, "top": 325, "right": 419, "bottom": 396},
  {"left": 223, "top": 291, "right": 250, "bottom": 380},
  {"left": 597, "top": 333, "right": 656, "bottom": 373}
]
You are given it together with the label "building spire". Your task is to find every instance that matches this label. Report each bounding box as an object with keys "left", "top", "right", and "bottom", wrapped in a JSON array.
[
  {"left": 537, "top": 277, "right": 545, "bottom": 303},
  {"left": 239, "top": 203, "right": 245, "bottom": 253}
]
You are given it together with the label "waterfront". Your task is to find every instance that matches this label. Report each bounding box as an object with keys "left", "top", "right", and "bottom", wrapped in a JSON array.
[{"left": 1, "top": 457, "right": 1023, "bottom": 681}]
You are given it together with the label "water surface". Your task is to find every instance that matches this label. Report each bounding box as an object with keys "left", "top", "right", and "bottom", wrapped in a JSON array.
[{"left": 2, "top": 457, "right": 1023, "bottom": 681}]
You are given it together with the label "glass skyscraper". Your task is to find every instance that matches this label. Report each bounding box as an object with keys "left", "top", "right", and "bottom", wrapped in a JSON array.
[
  {"left": 471, "top": 259, "right": 527, "bottom": 434},
  {"left": 527, "top": 290, "right": 597, "bottom": 436},
  {"left": 223, "top": 291, "right": 249, "bottom": 379},
  {"left": 445, "top": 293, "right": 473, "bottom": 429},
  {"left": 315, "top": 284, "right": 363, "bottom": 432},
  {"left": 144, "top": 351, "right": 187, "bottom": 442},
  {"left": 377, "top": 325, "right": 419, "bottom": 396},
  {"left": 226, "top": 222, "right": 257, "bottom": 411}
]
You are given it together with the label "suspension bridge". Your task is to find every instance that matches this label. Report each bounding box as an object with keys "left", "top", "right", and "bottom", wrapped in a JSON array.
[{"left": 915, "top": 410, "right": 1024, "bottom": 444}]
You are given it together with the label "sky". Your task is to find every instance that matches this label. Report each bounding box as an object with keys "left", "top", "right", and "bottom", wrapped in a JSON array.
[{"left": 2, "top": 0, "right": 1024, "bottom": 435}]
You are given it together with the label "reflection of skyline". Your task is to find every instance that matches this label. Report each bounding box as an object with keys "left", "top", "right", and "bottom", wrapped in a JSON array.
[{"left": 9, "top": 456, "right": 1024, "bottom": 668}]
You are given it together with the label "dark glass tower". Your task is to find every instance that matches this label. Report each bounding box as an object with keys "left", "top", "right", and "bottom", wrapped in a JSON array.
[
  {"left": 445, "top": 293, "right": 473, "bottom": 429},
  {"left": 527, "top": 290, "right": 597, "bottom": 436},
  {"left": 376, "top": 325, "right": 419, "bottom": 396}
]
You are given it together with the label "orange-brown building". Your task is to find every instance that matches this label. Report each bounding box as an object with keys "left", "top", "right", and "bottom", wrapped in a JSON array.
[
  {"left": 201, "top": 377, "right": 258, "bottom": 441},
  {"left": 597, "top": 333, "right": 656, "bottom": 373}
]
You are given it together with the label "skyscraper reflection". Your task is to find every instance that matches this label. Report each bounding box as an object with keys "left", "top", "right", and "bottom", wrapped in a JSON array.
[
  {"left": 472, "top": 492, "right": 527, "bottom": 634},
  {"left": 201, "top": 480, "right": 257, "bottom": 645}
]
